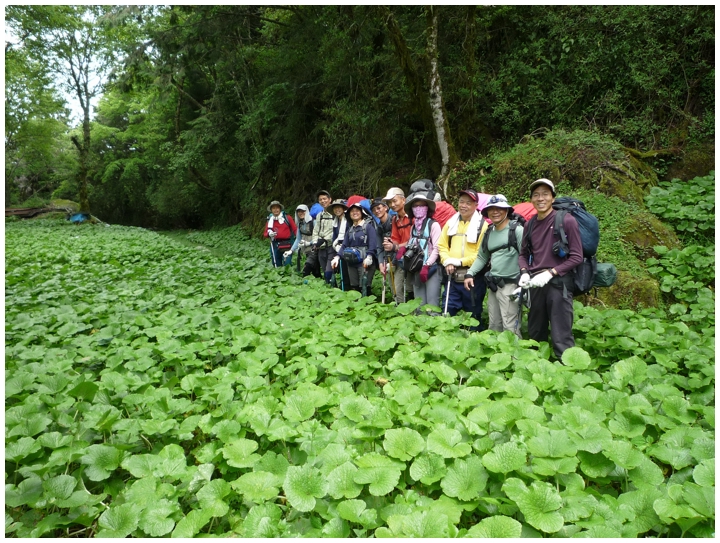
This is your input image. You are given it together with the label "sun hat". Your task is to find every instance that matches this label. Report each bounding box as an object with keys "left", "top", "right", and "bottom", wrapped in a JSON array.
[
  {"left": 529, "top": 178, "right": 556, "bottom": 196},
  {"left": 383, "top": 187, "right": 405, "bottom": 201},
  {"left": 329, "top": 198, "right": 348, "bottom": 211},
  {"left": 345, "top": 202, "right": 370, "bottom": 221},
  {"left": 267, "top": 200, "right": 284, "bottom": 212},
  {"left": 481, "top": 194, "right": 515, "bottom": 217},
  {"left": 404, "top": 192, "right": 436, "bottom": 217}
]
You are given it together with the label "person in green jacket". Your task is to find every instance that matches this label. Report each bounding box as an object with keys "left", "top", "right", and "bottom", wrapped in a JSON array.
[{"left": 464, "top": 194, "right": 524, "bottom": 337}]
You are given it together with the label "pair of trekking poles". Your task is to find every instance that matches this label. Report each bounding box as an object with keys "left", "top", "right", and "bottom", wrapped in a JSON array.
[{"left": 332, "top": 260, "right": 368, "bottom": 296}]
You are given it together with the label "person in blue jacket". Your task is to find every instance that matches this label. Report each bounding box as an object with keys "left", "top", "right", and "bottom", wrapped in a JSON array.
[{"left": 331, "top": 202, "right": 378, "bottom": 296}]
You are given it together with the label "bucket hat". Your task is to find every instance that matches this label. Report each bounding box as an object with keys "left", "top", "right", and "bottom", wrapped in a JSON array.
[
  {"left": 404, "top": 192, "right": 436, "bottom": 217},
  {"left": 267, "top": 200, "right": 284, "bottom": 212},
  {"left": 481, "top": 194, "right": 514, "bottom": 217}
]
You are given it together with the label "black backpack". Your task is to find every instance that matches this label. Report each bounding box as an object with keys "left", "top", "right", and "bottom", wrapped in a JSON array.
[
  {"left": 525, "top": 200, "right": 598, "bottom": 295},
  {"left": 481, "top": 219, "right": 523, "bottom": 257}
]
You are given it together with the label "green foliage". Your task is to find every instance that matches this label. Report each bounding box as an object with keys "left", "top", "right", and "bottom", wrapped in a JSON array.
[
  {"left": 4, "top": 220, "right": 715, "bottom": 538},
  {"left": 645, "top": 172, "right": 715, "bottom": 246}
]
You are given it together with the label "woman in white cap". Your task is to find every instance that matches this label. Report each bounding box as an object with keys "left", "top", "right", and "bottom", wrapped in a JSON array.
[
  {"left": 403, "top": 192, "right": 442, "bottom": 308},
  {"left": 264, "top": 200, "right": 297, "bottom": 267},
  {"left": 284, "top": 204, "right": 314, "bottom": 273}
]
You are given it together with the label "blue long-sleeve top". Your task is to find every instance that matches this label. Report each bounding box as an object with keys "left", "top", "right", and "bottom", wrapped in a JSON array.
[{"left": 339, "top": 219, "right": 378, "bottom": 265}]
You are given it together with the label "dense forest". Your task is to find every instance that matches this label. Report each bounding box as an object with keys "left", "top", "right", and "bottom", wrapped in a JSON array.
[{"left": 5, "top": 5, "right": 715, "bottom": 228}]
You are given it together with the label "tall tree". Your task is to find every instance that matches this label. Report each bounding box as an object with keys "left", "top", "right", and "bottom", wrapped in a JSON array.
[{"left": 7, "top": 5, "right": 126, "bottom": 212}]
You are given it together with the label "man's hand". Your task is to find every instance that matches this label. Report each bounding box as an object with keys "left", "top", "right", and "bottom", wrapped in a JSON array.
[
  {"left": 379, "top": 262, "right": 387, "bottom": 275},
  {"left": 444, "top": 258, "right": 461, "bottom": 276},
  {"left": 382, "top": 238, "right": 394, "bottom": 252},
  {"left": 363, "top": 255, "right": 373, "bottom": 268},
  {"left": 283, "top": 250, "right": 292, "bottom": 259},
  {"left": 529, "top": 270, "right": 553, "bottom": 288},
  {"left": 268, "top": 230, "right": 277, "bottom": 239},
  {"left": 331, "top": 256, "right": 340, "bottom": 269},
  {"left": 518, "top": 273, "right": 531, "bottom": 288},
  {"left": 464, "top": 276, "right": 474, "bottom": 291}
]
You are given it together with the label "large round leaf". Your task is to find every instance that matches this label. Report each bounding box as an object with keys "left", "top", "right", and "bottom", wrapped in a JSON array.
[
  {"left": 97, "top": 503, "right": 141, "bottom": 537},
  {"left": 326, "top": 461, "right": 362, "bottom": 500},
  {"left": 409, "top": 452, "right": 447, "bottom": 484},
  {"left": 465, "top": 515, "right": 522, "bottom": 538},
  {"left": 283, "top": 464, "right": 327, "bottom": 512},
  {"left": 502, "top": 478, "right": 563, "bottom": 534},
  {"left": 440, "top": 456, "right": 488, "bottom": 501},
  {"left": 427, "top": 427, "right": 471, "bottom": 458},
  {"left": 353, "top": 452, "right": 405, "bottom": 496},
  {"left": 231, "top": 471, "right": 280, "bottom": 502},
  {"left": 383, "top": 428, "right": 425, "bottom": 461},
  {"left": 482, "top": 442, "right": 526, "bottom": 474}
]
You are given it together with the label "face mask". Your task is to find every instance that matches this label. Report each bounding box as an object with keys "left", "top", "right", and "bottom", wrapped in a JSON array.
[{"left": 412, "top": 205, "right": 428, "bottom": 221}]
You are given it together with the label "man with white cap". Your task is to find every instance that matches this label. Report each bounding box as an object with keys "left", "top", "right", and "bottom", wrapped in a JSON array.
[
  {"left": 463, "top": 194, "right": 523, "bottom": 336},
  {"left": 518, "top": 178, "right": 583, "bottom": 358},
  {"left": 382, "top": 187, "right": 413, "bottom": 303}
]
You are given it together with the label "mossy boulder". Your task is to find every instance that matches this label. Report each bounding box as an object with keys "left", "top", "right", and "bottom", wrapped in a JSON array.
[
  {"left": 579, "top": 271, "right": 660, "bottom": 310},
  {"left": 622, "top": 213, "right": 681, "bottom": 261},
  {"left": 663, "top": 143, "right": 715, "bottom": 182},
  {"left": 455, "top": 129, "right": 658, "bottom": 205}
]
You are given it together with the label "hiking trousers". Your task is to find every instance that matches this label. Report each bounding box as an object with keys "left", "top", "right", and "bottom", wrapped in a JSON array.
[
  {"left": 346, "top": 263, "right": 376, "bottom": 295},
  {"left": 527, "top": 282, "right": 574, "bottom": 358},
  {"left": 392, "top": 265, "right": 410, "bottom": 304},
  {"left": 412, "top": 267, "right": 441, "bottom": 309},
  {"left": 487, "top": 282, "right": 521, "bottom": 337},
  {"left": 445, "top": 278, "right": 485, "bottom": 329}
]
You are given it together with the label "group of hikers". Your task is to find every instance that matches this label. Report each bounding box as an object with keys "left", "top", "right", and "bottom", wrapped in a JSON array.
[{"left": 264, "top": 177, "right": 585, "bottom": 359}]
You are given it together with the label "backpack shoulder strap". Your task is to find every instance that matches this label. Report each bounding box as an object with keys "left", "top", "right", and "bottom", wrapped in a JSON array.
[
  {"left": 481, "top": 224, "right": 495, "bottom": 254},
  {"left": 554, "top": 210, "right": 569, "bottom": 252},
  {"left": 525, "top": 216, "right": 536, "bottom": 255}
]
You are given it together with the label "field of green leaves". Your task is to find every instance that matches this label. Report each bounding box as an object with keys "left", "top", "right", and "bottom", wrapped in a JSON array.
[{"left": 5, "top": 180, "right": 715, "bottom": 537}]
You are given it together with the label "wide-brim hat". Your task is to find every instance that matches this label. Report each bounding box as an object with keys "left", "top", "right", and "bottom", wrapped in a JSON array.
[
  {"left": 404, "top": 192, "right": 436, "bottom": 217},
  {"left": 267, "top": 200, "right": 284, "bottom": 212},
  {"left": 345, "top": 202, "right": 370, "bottom": 221},
  {"left": 481, "top": 194, "right": 514, "bottom": 217},
  {"left": 329, "top": 199, "right": 348, "bottom": 211},
  {"left": 529, "top": 178, "right": 556, "bottom": 196}
]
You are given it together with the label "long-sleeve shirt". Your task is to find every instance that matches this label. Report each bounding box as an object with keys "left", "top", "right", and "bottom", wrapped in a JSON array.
[
  {"left": 375, "top": 216, "right": 393, "bottom": 262},
  {"left": 438, "top": 214, "right": 488, "bottom": 268},
  {"left": 290, "top": 218, "right": 314, "bottom": 252},
  {"left": 390, "top": 214, "right": 412, "bottom": 250},
  {"left": 518, "top": 209, "right": 583, "bottom": 276},
  {"left": 409, "top": 219, "right": 442, "bottom": 267},
  {"left": 264, "top": 215, "right": 297, "bottom": 242},
  {"left": 339, "top": 220, "right": 378, "bottom": 264},
  {"left": 467, "top": 222, "right": 524, "bottom": 279},
  {"left": 311, "top": 210, "right": 334, "bottom": 247}
]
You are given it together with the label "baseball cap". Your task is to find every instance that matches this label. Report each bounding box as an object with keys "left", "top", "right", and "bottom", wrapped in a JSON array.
[
  {"left": 371, "top": 197, "right": 388, "bottom": 209},
  {"left": 529, "top": 178, "right": 556, "bottom": 196},
  {"left": 383, "top": 187, "right": 405, "bottom": 201},
  {"left": 458, "top": 189, "right": 479, "bottom": 203}
]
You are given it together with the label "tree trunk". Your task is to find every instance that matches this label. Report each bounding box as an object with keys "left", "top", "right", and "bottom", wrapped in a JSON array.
[
  {"left": 379, "top": 6, "right": 441, "bottom": 175},
  {"left": 424, "top": 6, "right": 457, "bottom": 198}
]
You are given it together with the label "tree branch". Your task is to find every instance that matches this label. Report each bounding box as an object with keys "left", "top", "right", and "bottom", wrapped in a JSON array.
[{"left": 170, "top": 75, "right": 205, "bottom": 111}]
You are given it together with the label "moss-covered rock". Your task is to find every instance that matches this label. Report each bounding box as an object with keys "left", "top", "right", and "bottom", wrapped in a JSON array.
[
  {"left": 579, "top": 270, "right": 660, "bottom": 310},
  {"left": 663, "top": 143, "right": 715, "bottom": 182},
  {"left": 454, "top": 129, "right": 658, "bottom": 205},
  {"left": 622, "top": 213, "right": 681, "bottom": 260}
]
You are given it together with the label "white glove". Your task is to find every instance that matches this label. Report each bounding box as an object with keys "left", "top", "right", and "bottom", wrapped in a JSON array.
[
  {"left": 331, "top": 256, "right": 340, "bottom": 268},
  {"left": 283, "top": 250, "right": 293, "bottom": 259},
  {"left": 444, "top": 258, "right": 462, "bottom": 267},
  {"left": 268, "top": 230, "right": 277, "bottom": 239},
  {"left": 518, "top": 273, "right": 531, "bottom": 288},
  {"left": 363, "top": 255, "right": 373, "bottom": 267},
  {"left": 529, "top": 270, "right": 553, "bottom": 288}
]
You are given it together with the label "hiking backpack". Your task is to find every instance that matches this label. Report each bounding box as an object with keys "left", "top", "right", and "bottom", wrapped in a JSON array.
[
  {"left": 481, "top": 219, "right": 523, "bottom": 257},
  {"left": 525, "top": 198, "right": 602, "bottom": 295}
]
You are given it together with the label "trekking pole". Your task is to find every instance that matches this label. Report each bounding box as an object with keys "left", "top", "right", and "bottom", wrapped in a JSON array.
[
  {"left": 296, "top": 248, "right": 301, "bottom": 273},
  {"left": 361, "top": 267, "right": 368, "bottom": 297},
  {"left": 514, "top": 287, "right": 525, "bottom": 335},
  {"left": 270, "top": 239, "right": 278, "bottom": 267},
  {"left": 381, "top": 270, "right": 386, "bottom": 303},
  {"left": 339, "top": 263, "right": 345, "bottom": 291},
  {"left": 387, "top": 257, "right": 397, "bottom": 305},
  {"left": 443, "top": 274, "right": 452, "bottom": 316}
]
